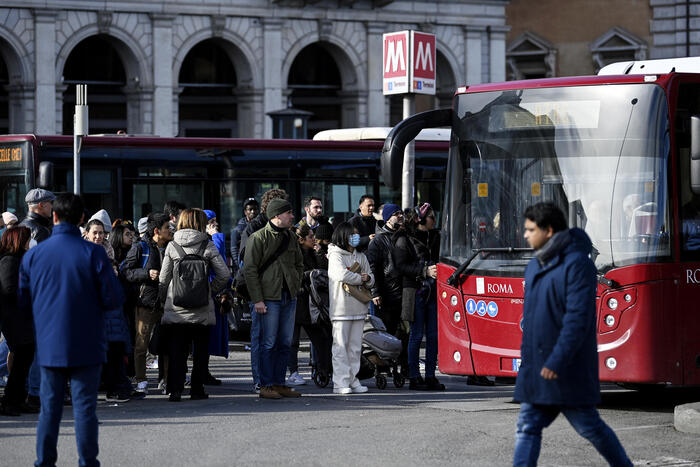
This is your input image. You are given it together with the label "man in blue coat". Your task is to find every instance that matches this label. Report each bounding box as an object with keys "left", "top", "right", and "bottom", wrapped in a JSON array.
[
  {"left": 18, "top": 193, "right": 124, "bottom": 467},
  {"left": 513, "top": 202, "right": 631, "bottom": 467}
]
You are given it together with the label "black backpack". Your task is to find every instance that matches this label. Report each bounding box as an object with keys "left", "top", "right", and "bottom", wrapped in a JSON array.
[{"left": 170, "top": 240, "right": 209, "bottom": 308}]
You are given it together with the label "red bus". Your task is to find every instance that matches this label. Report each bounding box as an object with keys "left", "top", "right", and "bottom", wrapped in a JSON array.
[{"left": 383, "top": 57, "right": 700, "bottom": 386}]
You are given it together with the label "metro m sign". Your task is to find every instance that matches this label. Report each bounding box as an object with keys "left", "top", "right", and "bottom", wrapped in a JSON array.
[
  {"left": 383, "top": 31, "right": 409, "bottom": 95},
  {"left": 383, "top": 30, "right": 436, "bottom": 96}
]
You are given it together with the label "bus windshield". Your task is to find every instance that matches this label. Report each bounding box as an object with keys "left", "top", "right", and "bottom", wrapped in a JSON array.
[{"left": 441, "top": 83, "right": 670, "bottom": 275}]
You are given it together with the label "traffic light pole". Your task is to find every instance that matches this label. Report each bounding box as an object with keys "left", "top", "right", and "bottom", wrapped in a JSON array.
[{"left": 401, "top": 94, "right": 415, "bottom": 209}]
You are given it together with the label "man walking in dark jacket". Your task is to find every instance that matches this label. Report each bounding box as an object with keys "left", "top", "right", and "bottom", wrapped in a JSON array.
[
  {"left": 348, "top": 195, "right": 376, "bottom": 252},
  {"left": 18, "top": 193, "right": 124, "bottom": 467},
  {"left": 513, "top": 202, "right": 631, "bottom": 466},
  {"left": 19, "top": 188, "right": 55, "bottom": 245}
]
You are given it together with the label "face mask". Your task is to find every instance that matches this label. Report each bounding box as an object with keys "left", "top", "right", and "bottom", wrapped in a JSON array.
[{"left": 349, "top": 233, "right": 361, "bottom": 247}]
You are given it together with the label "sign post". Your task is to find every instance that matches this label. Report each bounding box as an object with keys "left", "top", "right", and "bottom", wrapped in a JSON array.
[
  {"left": 383, "top": 30, "right": 436, "bottom": 208},
  {"left": 73, "top": 84, "right": 88, "bottom": 195}
]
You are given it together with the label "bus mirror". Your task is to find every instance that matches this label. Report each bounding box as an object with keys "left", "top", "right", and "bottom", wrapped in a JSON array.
[
  {"left": 691, "top": 116, "right": 700, "bottom": 195},
  {"left": 382, "top": 108, "right": 452, "bottom": 190},
  {"left": 37, "top": 161, "right": 54, "bottom": 190}
]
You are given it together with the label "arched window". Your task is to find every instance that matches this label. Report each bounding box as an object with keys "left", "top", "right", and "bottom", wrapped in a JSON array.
[
  {"left": 178, "top": 39, "right": 237, "bottom": 137},
  {"left": 62, "top": 36, "right": 127, "bottom": 135},
  {"left": 288, "top": 43, "right": 342, "bottom": 138}
]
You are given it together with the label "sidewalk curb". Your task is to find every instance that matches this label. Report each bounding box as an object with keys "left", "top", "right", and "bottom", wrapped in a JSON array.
[{"left": 674, "top": 402, "right": 700, "bottom": 434}]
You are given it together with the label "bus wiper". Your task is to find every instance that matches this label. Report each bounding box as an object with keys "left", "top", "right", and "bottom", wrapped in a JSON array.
[
  {"left": 446, "top": 247, "right": 533, "bottom": 287},
  {"left": 597, "top": 274, "right": 619, "bottom": 289}
]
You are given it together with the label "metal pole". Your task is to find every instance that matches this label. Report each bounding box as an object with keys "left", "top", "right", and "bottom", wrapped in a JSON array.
[
  {"left": 401, "top": 94, "right": 415, "bottom": 209},
  {"left": 73, "top": 84, "right": 88, "bottom": 195}
]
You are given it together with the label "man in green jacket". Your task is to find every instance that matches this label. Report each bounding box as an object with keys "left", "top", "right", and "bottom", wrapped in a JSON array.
[{"left": 243, "top": 198, "right": 304, "bottom": 399}]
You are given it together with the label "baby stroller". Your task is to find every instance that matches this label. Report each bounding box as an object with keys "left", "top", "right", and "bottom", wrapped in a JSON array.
[
  {"left": 307, "top": 269, "right": 333, "bottom": 388},
  {"left": 360, "top": 314, "right": 405, "bottom": 389}
]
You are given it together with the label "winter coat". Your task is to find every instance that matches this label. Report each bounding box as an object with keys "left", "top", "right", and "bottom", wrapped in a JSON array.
[
  {"left": 121, "top": 238, "right": 163, "bottom": 309},
  {"left": 0, "top": 253, "right": 34, "bottom": 348},
  {"left": 18, "top": 223, "right": 124, "bottom": 367},
  {"left": 366, "top": 223, "right": 403, "bottom": 302},
  {"left": 513, "top": 228, "right": 600, "bottom": 407},
  {"left": 19, "top": 212, "right": 51, "bottom": 244},
  {"left": 96, "top": 241, "right": 130, "bottom": 347},
  {"left": 295, "top": 247, "right": 321, "bottom": 325},
  {"left": 208, "top": 230, "right": 230, "bottom": 358},
  {"left": 159, "top": 229, "right": 230, "bottom": 326},
  {"left": 238, "top": 213, "right": 268, "bottom": 264},
  {"left": 327, "top": 244, "right": 375, "bottom": 320},
  {"left": 242, "top": 222, "right": 304, "bottom": 303},
  {"left": 230, "top": 216, "right": 249, "bottom": 270},
  {"left": 392, "top": 229, "right": 433, "bottom": 291},
  {"left": 348, "top": 210, "right": 376, "bottom": 252}
]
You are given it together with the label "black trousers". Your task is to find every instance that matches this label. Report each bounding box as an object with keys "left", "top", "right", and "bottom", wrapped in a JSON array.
[
  {"left": 2, "top": 342, "right": 34, "bottom": 408},
  {"left": 375, "top": 302, "right": 409, "bottom": 370},
  {"left": 103, "top": 341, "right": 131, "bottom": 396},
  {"left": 288, "top": 321, "right": 331, "bottom": 374},
  {"left": 165, "top": 323, "right": 209, "bottom": 395}
]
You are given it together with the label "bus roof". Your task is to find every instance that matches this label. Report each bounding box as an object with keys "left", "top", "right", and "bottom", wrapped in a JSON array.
[
  {"left": 313, "top": 127, "right": 450, "bottom": 142},
  {"left": 597, "top": 56, "right": 700, "bottom": 75}
]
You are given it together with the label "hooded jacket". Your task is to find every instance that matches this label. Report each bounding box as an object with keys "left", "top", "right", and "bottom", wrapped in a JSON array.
[
  {"left": 0, "top": 252, "right": 33, "bottom": 348},
  {"left": 327, "top": 244, "right": 375, "bottom": 319},
  {"left": 366, "top": 222, "right": 403, "bottom": 302},
  {"left": 514, "top": 228, "right": 600, "bottom": 407},
  {"left": 159, "top": 229, "right": 230, "bottom": 326}
]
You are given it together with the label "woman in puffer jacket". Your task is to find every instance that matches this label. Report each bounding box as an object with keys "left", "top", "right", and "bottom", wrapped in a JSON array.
[
  {"left": 327, "top": 222, "right": 374, "bottom": 395},
  {"left": 158, "top": 208, "right": 229, "bottom": 402}
]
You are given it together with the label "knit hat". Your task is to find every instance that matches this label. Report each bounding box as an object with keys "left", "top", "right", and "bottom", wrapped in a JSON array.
[
  {"left": 416, "top": 202, "right": 432, "bottom": 222},
  {"left": 315, "top": 222, "right": 334, "bottom": 241},
  {"left": 243, "top": 197, "right": 258, "bottom": 209},
  {"left": 203, "top": 209, "right": 216, "bottom": 221},
  {"left": 89, "top": 209, "right": 112, "bottom": 233},
  {"left": 382, "top": 203, "right": 402, "bottom": 223},
  {"left": 266, "top": 198, "right": 293, "bottom": 219},
  {"left": 137, "top": 217, "right": 148, "bottom": 235},
  {"left": 2, "top": 212, "right": 18, "bottom": 225}
]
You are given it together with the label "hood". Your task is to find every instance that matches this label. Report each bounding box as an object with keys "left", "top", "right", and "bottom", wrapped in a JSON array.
[
  {"left": 535, "top": 227, "right": 591, "bottom": 266},
  {"left": 89, "top": 209, "right": 112, "bottom": 233},
  {"left": 328, "top": 243, "right": 353, "bottom": 256},
  {"left": 173, "top": 229, "right": 209, "bottom": 247}
]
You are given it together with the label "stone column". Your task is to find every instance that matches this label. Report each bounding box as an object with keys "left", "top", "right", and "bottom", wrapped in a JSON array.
[
  {"left": 33, "top": 9, "right": 58, "bottom": 134},
  {"left": 123, "top": 84, "right": 152, "bottom": 134},
  {"left": 366, "top": 22, "right": 386, "bottom": 127},
  {"left": 237, "top": 89, "right": 264, "bottom": 138},
  {"left": 489, "top": 25, "right": 510, "bottom": 83},
  {"left": 54, "top": 84, "right": 67, "bottom": 135},
  {"left": 151, "top": 14, "right": 175, "bottom": 137},
  {"left": 464, "top": 25, "right": 486, "bottom": 85},
  {"left": 172, "top": 86, "right": 183, "bottom": 136},
  {"left": 6, "top": 84, "right": 34, "bottom": 134},
  {"left": 263, "top": 18, "right": 284, "bottom": 138}
]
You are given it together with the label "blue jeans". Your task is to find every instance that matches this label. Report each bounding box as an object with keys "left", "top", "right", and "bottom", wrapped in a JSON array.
[
  {"left": 36, "top": 364, "right": 102, "bottom": 467},
  {"left": 259, "top": 291, "right": 296, "bottom": 387},
  {"left": 249, "top": 302, "right": 261, "bottom": 385},
  {"left": 408, "top": 290, "right": 438, "bottom": 379},
  {"left": 513, "top": 402, "right": 632, "bottom": 467},
  {"left": 0, "top": 339, "right": 8, "bottom": 381}
]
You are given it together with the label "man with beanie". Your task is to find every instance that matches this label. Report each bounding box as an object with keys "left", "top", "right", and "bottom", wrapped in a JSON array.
[
  {"left": 366, "top": 203, "right": 407, "bottom": 370},
  {"left": 348, "top": 194, "right": 376, "bottom": 252},
  {"left": 19, "top": 188, "right": 55, "bottom": 244},
  {"left": 243, "top": 198, "right": 304, "bottom": 399}
]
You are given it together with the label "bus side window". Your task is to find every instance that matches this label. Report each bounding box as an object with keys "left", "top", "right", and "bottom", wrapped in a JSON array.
[{"left": 677, "top": 82, "right": 700, "bottom": 259}]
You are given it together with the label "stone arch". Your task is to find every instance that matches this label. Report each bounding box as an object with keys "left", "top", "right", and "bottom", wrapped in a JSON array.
[
  {"left": 0, "top": 25, "right": 33, "bottom": 133},
  {"left": 436, "top": 38, "right": 460, "bottom": 107},
  {"left": 173, "top": 30, "right": 260, "bottom": 91},
  {"left": 282, "top": 35, "right": 365, "bottom": 93}
]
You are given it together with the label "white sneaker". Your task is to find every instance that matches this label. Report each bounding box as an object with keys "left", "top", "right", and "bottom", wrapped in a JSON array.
[
  {"left": 135, "top": 381, "right": 148, "bottom": 394},
  {"left": 158, "top": 379, "right": 167, "bottom": 395},
  {"left": 184, "top": 375, "right": 191, "bottom": 387},
  {"left": 146, "top": 358, "right": 158, "bottom": 369},
  {"left": 333, "top": 387, "right": 352, "bottom": 394},
  {"left": 351, "top": 384, "right": 368, "bottom": 394},
  {"left": 253, "top": 383, "right": 260, "bottom": 394},
  {"left": 286, "top": 372, "right": 306, "bottom": 386}
]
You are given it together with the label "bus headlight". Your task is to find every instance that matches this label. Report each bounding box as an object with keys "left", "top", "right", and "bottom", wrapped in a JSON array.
[
  {"left": 607, "top": 298, "right": 618, "bottom": 310},
  {"left": 450, "top": 295, "right": 458, "bottom": 306},
  {"left": 605, "top": 357, "right": 617, "bottom": 370},
  {"left": 453, "top": 311, "right": 461, "bottom": 323},
  {"left": 453, "top": 351, "right": 461, "bottom": 362},
  {"left": 604, "top": 314, "right": 615, "bottom": 327}
]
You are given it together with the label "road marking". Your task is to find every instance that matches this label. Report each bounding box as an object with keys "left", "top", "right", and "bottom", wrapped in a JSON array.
[{"left": 614, "top": 424, "right": 672, "bottom": 431}]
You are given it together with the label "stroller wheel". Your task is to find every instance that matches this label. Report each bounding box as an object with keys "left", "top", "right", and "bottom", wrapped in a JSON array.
[
  {"left": 314, "top": 370, "right": 330, "bottom": 388},
  {"left": 375, "top": 374, "right": 387, "bottom": 390},
  {"left": 393, "top": 373, "right": 405, "bottom": 388}
]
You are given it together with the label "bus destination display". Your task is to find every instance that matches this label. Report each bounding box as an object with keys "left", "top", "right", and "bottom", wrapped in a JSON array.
[{"left": 0, "top": 142, "right": 26, "bottom": 169}]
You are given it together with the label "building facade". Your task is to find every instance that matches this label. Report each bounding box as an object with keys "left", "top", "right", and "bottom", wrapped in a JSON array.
[{"left": 0, "top": 0, "right": 509, "bottom": 138}]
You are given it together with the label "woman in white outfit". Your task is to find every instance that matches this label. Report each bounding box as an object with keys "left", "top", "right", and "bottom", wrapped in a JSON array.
[{"left": 327, "top": 222, "right": 375, "bottom": 394}]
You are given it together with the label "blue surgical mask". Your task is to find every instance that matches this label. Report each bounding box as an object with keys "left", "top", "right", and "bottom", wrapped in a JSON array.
[{"left": 349, "top": 233, "right": 361, "bottom": 247}]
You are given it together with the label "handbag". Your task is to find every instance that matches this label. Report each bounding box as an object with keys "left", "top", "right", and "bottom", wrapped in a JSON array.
[{"left": 342, "top": 261, "right": 372, "bottom": 304}]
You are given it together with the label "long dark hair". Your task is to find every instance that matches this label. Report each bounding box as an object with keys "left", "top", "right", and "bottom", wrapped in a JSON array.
[
  {"left": 0, "top": 226, "right": 31, "bottom": 256},
  {"left": 331, "top": 221, "right": 354, "bottom": 251},
  {"left": 110, "top": 224, "right": 132, "bottom": 263}
]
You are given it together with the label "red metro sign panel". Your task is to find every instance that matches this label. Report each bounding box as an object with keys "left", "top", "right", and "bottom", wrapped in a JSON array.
[{"left": 383, "top": 30, "right": 436, "bottom": 96}]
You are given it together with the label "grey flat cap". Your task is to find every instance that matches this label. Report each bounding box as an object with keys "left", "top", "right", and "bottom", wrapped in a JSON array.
[{"left": 25, "top": 188, "right": 56, "bottom": 205}]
